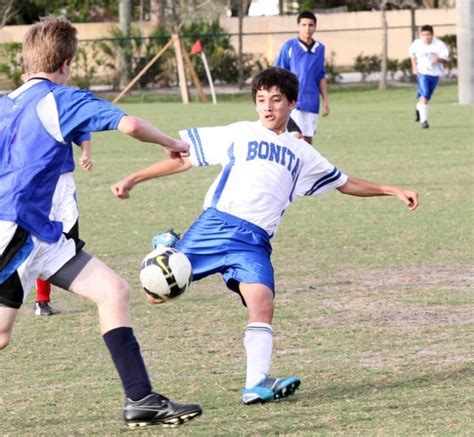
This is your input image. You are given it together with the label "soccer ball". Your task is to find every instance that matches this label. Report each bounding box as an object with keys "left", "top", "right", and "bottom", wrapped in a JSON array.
[{"left": 139, "top": 246, "right": 192, "bottom": 300}]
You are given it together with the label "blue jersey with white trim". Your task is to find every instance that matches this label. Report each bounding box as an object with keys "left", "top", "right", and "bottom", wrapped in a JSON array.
[
  {"left": 275, "top": 38, "right": 326, "bottom": 113},
  {"left": 0, "top": 79, "right": 125, "bottom": 243},
  {"left": 180, "top": 121, "right": 347, "bottom": 236}
]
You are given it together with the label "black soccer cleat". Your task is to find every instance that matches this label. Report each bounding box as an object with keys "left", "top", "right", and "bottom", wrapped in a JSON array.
[
  {"left": 415, "top": 109, "right": 420, "bottom": 122},
  {"left": 34, "top": 301, "right": 56, "bottom": 316},
  {"left": 421, "top": 121, "right": 429, "bottom": 129},
  {"left": 123, "top": 392, "right": 202, "bottom": 428}
]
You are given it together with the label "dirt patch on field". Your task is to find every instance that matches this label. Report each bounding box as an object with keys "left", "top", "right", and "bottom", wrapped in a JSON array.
[
  {"left": 278, "top": 264, "right": 473, "bottom": 328},
  {"left": 300, "top": 265, "right": 473, "bottom": 294}
]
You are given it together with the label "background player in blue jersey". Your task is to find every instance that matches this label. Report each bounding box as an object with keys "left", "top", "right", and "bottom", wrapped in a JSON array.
[
  {"left": 111, "top": 67, "right": 418, "bottom": 406},
  {"left": 275, "top": 11, "right": 329, "bottom": 144},
  {"left": 0, "top": 16, "right": 202, "bottom": 428},
  {"left": 34, "top": 134, "right": 92, "bottom": 316},
  {"left": 409, "top": 25, "right": 449, "bottom": 129}
]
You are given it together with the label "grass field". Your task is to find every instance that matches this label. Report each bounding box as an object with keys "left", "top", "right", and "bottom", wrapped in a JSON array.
[{"left": 1, "top": 83, "right": 473, "bottom": 436}]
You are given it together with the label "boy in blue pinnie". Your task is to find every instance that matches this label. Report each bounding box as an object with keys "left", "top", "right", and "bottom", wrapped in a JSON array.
[{"left": 0, "top": 16, "right": 202, "bottom": 428}]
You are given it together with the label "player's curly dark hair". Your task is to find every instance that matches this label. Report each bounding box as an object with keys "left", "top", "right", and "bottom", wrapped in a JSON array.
[{"left": 251, "top": 67, "right": 299, "bottom": 103}]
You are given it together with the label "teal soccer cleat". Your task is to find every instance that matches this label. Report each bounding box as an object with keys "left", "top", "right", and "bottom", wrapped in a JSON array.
[
  {"left": 151, "top": 229, "right": 180, "bottom": 249},
  {"left": 242, "top": 376, "right": 301, "bottom": 405}
]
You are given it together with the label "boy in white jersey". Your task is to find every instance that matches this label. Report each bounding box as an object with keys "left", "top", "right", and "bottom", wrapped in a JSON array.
[
  {"left": 0, "top": 16, "right": 202, "bottom": 428},
  {"left": 112, "top": 67, "right": 419, "bottom": 405},
  {"left": 409, "top": 25, "right": 449, "bottom": 129}
]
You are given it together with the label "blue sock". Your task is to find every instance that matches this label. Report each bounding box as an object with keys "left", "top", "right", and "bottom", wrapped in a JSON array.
[{"left": 103, "top": 327, "right": 152, "bottom": 401}]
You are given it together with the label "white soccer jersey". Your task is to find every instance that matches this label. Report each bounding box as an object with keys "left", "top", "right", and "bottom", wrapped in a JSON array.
[
  {"left": 409, "top": 37, "right": 449, "bottom": 76},
  {"left": 180, "top": 121, "right": 347, "bottom": 236}
]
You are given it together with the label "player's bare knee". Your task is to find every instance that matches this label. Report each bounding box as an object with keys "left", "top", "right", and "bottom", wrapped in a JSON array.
[
  {"left": 112, "top": 277, "right": 130, "bottom": 304},
  {"left": 247, "top": 298, "right": 274, "bottom": 323},
  {"left": 0, "top": 332, "right": 11, "bottom": 350}
]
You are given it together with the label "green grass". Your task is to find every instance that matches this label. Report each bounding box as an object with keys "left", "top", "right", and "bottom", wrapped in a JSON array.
[{"left": 1, "top": 83, "right": 473, "bottom": 435}]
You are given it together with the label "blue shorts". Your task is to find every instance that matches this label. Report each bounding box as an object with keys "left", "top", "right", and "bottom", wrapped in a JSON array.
[
  {"left": 176, "top": 208, "right": 275, "bottom": 302},
  {"left": 417, "top": 74, "right": 439, "bottom": 100}
]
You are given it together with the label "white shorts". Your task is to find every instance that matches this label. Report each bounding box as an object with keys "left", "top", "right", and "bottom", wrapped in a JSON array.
[
  {"left": 291, "top": 109, "right": 319, "bottom": 137},
  {"left": 51, "top": 172, "right": 79, "bottom": 233},
  {"left": 0, "top": 221, "right": 77, "bottom": 308}
]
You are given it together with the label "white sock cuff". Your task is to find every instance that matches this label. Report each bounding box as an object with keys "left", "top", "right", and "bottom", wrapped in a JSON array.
[{"left": 246, "top": 322, "right": 273, "bottom": 334}]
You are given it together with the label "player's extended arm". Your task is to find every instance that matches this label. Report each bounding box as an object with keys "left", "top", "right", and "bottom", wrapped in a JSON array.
[
  {"left": 319, "top": 78, "right": 330, "bottom": 117},
  {"left": 117, "top": 115, "right": 190, "bottom": 158},
  {"left": 111, "top": 157, "right": 192, "bottom": 199},
  {"left": 337, "top": 176, "right": 419, "bottom": 211}
]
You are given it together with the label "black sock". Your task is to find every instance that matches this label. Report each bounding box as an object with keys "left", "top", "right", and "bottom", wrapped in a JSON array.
[{"left": 103, "top": 327, "right": 152, "bottom": 401}]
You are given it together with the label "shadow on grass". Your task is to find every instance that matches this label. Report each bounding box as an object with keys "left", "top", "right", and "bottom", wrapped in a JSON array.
[{"left": 306, "top": 365, "right": 473, "bottom": 404}]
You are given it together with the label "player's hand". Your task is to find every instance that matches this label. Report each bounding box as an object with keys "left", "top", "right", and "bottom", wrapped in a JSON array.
[
  {"left": 167, "top": 139, "right": 190, "bottom": 156},
  {"left": 321, "top": 102, "right": 330, "bottom": 117},
  {"left": 79, "top": 153, "right": 93, "bottom": 172},
  {"left": 111, "top": 179, "right": 134, "bottom": 199},
  {"left": 165, "top": 149, "right": 189, "bottom": 163},
  {"left": 396, "top": 188, "right": 419, "bottom": 211}
]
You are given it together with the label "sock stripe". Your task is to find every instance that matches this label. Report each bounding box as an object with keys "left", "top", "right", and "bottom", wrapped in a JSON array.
[{"left": 245, "top": 326, "right": 273, "bottom": 335}]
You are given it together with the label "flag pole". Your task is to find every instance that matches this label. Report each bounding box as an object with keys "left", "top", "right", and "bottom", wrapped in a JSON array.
[
  {"left": 200, "top": 51, "right": 217, "bottom": 104},
  {"left": 191, "top": 40, "right": 217, "bottom": 104}
]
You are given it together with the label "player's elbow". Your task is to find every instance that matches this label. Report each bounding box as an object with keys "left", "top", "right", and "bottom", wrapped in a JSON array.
[
  {"left": 118, "top": 116, "right": 143, "bottom": 137},
  {"left": 336, "top": 179, "right": 351, "bottom": 195}
]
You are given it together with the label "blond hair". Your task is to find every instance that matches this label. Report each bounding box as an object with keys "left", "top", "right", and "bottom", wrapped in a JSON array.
[{"left": 22, "top": 16, "right": 78, "bottom": 74}]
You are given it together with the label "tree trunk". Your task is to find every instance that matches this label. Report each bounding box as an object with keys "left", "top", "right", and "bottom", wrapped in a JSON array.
[
  {"left": 119, "top": 0, "right": 131, "bottom": 36},
  {"left": 150, "top": 0, "right": 166, "bottom": 27},
  {"left": 279, "top": 0, "right": 284, "bottom": 15},
  {"left": 238, "top": 0, "right": 244, "bottom": 89},
  {"left": 1, "top": 0, "right": 16, "bottom": 28},
  {"left": 379, "top": 7, "right": 388, "bottom": 90},
  {"left": 410, "top": 6, "right": 416, "bottom": 41},
  {"left": 119, "top": 0, "right": 132, "bottom": 86}
]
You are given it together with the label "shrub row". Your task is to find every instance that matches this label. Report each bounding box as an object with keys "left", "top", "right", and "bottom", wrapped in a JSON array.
[{"left": 0, "top": 31, "right": 457, "bottom": 90}]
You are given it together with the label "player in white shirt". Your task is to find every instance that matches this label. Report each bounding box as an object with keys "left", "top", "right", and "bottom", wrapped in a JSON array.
[
  {"left": 112, "top": 67, "right": 419, "bottom": 406},
  {"left": 409, "top": 25, "right": 449, "bottom": 129}
]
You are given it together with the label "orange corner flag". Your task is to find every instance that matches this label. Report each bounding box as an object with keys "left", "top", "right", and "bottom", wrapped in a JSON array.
[{"left": 190, "top": 40, "right": 203, "bottom": 55}]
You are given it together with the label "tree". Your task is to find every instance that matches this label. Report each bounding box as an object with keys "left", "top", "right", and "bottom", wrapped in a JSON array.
[
  {"left": 119, "top": 0, "right": 132, "bottom": 85},
  {"left": 0, "top": 0, "right": 18, "bottom": 28},
  {"left": 1, "top": 0, "right": 119, "bottom": 24},
  {"left": 237, "top": 0, "right": 251, "bottom": 88},
  {"left": 229, "top": 0, "right": 250, "bottom": 17},
  {"left": 374, "top": 0, "right": 419, "bottom": 90},
  {"left": 150, "top": 0, "right": 166, "bottom": 26}
]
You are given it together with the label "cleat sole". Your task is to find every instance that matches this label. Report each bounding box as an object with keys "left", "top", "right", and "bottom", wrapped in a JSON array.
[
  {"left": 273, "top": 380, "right": 301, "bottom": 401},
  {"left": 126, "top": 410, "right": 202, "bottom": 428}
]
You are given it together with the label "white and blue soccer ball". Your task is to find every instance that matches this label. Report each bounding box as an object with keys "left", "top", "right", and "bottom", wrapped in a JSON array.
[{"left": 139, "top": 246, "right": 192, "bottom": 300}]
